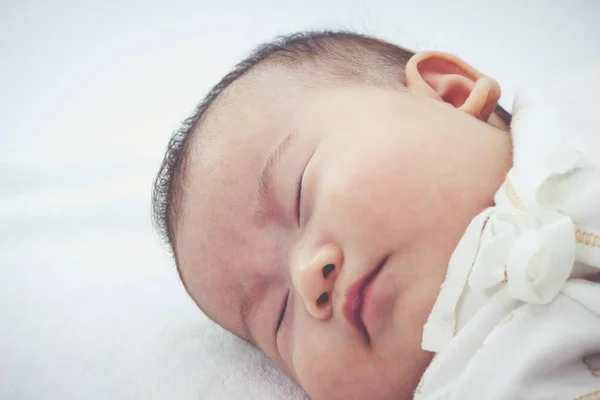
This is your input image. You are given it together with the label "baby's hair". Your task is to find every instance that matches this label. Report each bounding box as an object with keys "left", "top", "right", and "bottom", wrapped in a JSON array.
[{"left": 152, "top": 30, "right": 512, "bottom": 268}]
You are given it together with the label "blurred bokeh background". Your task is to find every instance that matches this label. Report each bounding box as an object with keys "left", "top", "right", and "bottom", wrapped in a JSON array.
[{"left": 1, "top": 0, "right": 599, "bottom": 398}]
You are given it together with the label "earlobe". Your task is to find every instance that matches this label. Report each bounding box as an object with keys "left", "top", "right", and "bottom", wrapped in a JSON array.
[{"left": 405, "top": 51, "right": 501, "bottom": 122}]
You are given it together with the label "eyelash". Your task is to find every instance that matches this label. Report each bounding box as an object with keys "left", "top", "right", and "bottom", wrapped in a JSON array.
[
  {"left": 295, "top": 167, "right": 304, "bottom": 225},
  {"left": 276, "top": 290, "right": 290, "bottom": 333}
]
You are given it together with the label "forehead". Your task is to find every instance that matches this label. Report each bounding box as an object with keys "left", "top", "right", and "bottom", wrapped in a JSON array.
[
  {"left": 175, "top": 66, "right": 306, "bottom": 331},
  {"left": 191, "top": 65, "right": 309, "bottom": 170}
]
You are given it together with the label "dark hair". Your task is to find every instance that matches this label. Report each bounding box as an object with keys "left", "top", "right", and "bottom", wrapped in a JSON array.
[{"left": 152, "top": 30, "right": 512, "bottom": 264}]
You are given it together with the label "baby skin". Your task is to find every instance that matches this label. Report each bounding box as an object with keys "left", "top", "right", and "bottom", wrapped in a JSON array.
[{"left": 173, "top": 49, "right": 512, "bottom": 399}]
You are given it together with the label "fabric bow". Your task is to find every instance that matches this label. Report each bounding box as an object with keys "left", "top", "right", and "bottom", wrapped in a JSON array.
[
  {"left": 467, "top": 207, "right": 576, "bottom": 305},
  {"left": 422, "top": 206, "right": 578, "bottom": 353}
]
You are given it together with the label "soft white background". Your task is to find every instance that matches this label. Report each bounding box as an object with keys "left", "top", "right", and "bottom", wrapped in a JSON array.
[{"left": 1, "top": 0, "right": 599, "bottom": 398}]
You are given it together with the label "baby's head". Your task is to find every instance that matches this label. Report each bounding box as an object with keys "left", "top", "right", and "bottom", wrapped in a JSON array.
[{"left": 153, "top": 31, "right": 512, "bottom": 399}]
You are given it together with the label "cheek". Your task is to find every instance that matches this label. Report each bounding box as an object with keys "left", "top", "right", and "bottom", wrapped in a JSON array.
[
  {"left": 288, "top": 308, "right": 412, "bottom": 400},
  {"left": 290, "top": 327, "right": 389, "bottom": 400},
  {"left": 312, "top": 143, "right": 443, "bottom": 246}
]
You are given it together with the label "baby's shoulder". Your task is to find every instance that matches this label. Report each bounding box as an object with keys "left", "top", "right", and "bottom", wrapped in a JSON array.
[
  {"left": 417, "top": 281, "right": 600, "bottom": 400},
  {"left": 438, "top": 281, "right": 600, "bottom": 399}
]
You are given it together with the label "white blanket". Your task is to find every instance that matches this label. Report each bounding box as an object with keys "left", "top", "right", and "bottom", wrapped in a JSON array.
[{"left": 2, "top": 276, "right": 305, "bottom": 399}]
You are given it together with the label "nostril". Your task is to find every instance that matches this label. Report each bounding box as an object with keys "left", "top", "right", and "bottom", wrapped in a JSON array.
[
  {"left": 317, "top": 292, "right": 329, "bottom": 306},
  {"left": 322, "top": 264, "right": 335, "bottom": 278}
]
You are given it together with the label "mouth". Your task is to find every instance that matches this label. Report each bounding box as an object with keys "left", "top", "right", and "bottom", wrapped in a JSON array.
[{"left": 342, "top": 256, "right": 387, "bottom": 344}]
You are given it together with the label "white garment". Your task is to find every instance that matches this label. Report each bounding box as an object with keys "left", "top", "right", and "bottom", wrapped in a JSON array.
[{"left": 416, "top": 64, "right": 600, "bottom": 400}]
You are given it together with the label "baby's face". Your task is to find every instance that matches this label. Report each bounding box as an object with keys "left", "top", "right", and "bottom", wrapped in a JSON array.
[{"left": 176, "top": 66, "right": 511, "bottom": 399}]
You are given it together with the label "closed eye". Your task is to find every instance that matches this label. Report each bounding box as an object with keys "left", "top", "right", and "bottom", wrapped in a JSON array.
[
  {"left": 276, "top": 290, "right": 290, "bottom": 334},
  {"left": 295, "top": 148, "right": 316, "bottom": 226}
]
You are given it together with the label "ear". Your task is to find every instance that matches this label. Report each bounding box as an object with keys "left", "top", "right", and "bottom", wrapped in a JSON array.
[{"left": 405, "top": 51, "right": 501, "bottom": 122}]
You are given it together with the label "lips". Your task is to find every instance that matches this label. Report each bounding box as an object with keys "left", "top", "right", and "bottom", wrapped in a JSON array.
[{"left": 342, "top": 257, "right": 387, "bottom": 344}]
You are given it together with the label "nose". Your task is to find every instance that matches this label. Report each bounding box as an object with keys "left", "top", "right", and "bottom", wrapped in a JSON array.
[{"left": 292, "top": 244, "right": 343, "bottom": 320}]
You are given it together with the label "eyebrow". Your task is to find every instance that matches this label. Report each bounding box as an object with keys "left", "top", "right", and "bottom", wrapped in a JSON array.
[{"left": 253, "top": 131, "right": 297, "bottom": 223}]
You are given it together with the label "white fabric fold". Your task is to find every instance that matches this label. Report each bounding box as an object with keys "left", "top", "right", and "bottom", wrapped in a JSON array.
[{"left": 423, "top": 206, "right": 578, "bottom": 353}]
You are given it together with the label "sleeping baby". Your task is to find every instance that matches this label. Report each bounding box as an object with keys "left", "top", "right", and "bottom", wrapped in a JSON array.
[{"left": 152, "top": 31, "right": 600, "bottom": 399}]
